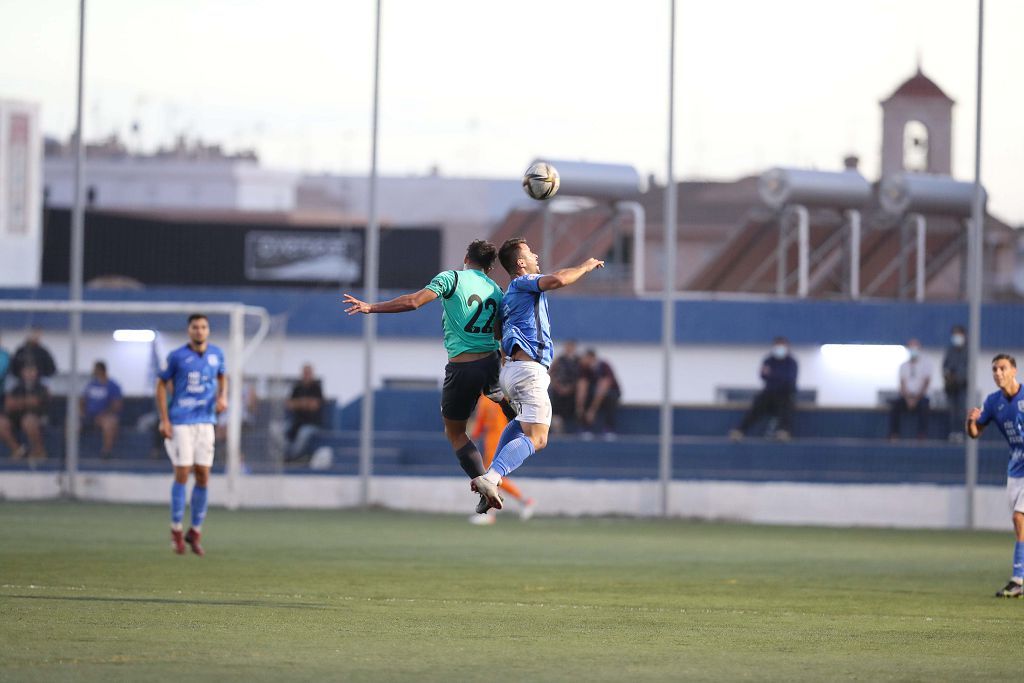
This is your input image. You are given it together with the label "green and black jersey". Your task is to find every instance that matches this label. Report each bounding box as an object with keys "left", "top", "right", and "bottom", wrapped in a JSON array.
[{"left": 424, "top": 268, "right": 503, "bottom": 358}]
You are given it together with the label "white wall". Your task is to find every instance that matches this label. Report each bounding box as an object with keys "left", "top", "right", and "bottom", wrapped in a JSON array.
[
  {"left": 13, "top": 328, "right": 985, "bottom": 410},
  {"left": 0, "top": 471, "right": 1012, "bottom": 531}
]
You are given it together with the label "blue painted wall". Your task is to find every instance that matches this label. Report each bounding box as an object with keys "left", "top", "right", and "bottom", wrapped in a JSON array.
[{"left": 1, "top": 285, "right": 1021, "bottom": 348}]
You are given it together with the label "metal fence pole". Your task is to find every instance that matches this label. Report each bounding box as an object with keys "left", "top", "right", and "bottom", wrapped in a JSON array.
[
  {"left": 226, "top": 307, "right": 245, "bottom": 511},
  {"left": 847, "top": 210, "right": 861, "bottom": 299},
  {"left": 965, "top": 0, "right": 985, "bottom": 529},
  {"left": 359, "top": 0, "right": 383, "bottom": 508},
  {"left": 659, "top": 0, "right": 677, "bottom": 517},
  {"left": 65, "top": 0, "right": 87, "bottom": 498}
]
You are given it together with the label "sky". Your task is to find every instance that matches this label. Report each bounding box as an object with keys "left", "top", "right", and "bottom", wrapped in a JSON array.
[{"left": 1, "top": 0, "right": 1021, "bottom": 225}]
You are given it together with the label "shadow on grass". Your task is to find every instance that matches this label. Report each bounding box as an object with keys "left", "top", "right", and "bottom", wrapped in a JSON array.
[{"left": 3, "top": 593, "right": 330, "bottom": 610}]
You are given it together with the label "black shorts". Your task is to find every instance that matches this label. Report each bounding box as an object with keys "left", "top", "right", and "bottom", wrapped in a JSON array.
[
  {"left": 5, "top": 411, "right": 42, "bottom": 427},
  {"left": 440, "top": 352, "right": 501, "bottom": 421}
]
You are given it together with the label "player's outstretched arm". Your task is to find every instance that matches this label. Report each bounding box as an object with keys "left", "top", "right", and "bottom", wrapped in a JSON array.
[
  {"left": 538, "top": 258, "right": 605, "bottom": 292},
  {"left": 965, "top": 406, "right": 985, "bottom": 439},
  {"left": 342, "top": 289, "right": 438, "bottom": 315}
]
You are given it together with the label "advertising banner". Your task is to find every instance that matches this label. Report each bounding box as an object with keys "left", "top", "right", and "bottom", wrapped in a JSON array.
[{"left": 244, "top": 230, "right": 363, "bottom": 283}]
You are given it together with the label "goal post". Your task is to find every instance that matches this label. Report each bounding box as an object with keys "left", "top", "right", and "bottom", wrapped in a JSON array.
[{"left": 0, "top": 299, "right": 270, "bottom": 509}]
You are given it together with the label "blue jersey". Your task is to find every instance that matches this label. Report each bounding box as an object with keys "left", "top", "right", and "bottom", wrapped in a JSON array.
[
  {"left": 977, "top": 384, "right": 1024, "bottom": 478},
  {"left": 158, "top": 343, "right": 226, "bottom": 425},
  {"left": 82, "top": 378, "right": 122, "bottom": 419},
  {"left": 500, "top": 274, "right": 553, "bottom": 367}
]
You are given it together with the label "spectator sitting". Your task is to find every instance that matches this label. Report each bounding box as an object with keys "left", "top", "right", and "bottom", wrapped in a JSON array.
[
  {"left": 889, "top": 338, "right": 932, "bottom": 441},
  {"left": 0, "top": 334, "right": 9, "bottom": 439},
  {"left": 548, "top": 339, "right": 580, "bottom": 433},
  {"left": 0, "top": 365, "right": 50, "bottom": 460},
  {"left": 0, "top": 333, "right": 10, "bottom": 432},
  {"left": 0, "top": 332, "right": 10, "bottom": 390},
  {"left": 576, "top": 348, "right": 621, "bottom": 440},
  {"left": 729, "top": 336, "right": 798, "bottom": 441},
  {"left": 81, "top": 361, "right": 123, "bottom": 458},
  {"left": 942, "top": 325, "right": 968, "bottom": 443},
  {"left": 10, "top": 328, "right": 57, "bottom": 381},
  {"left": 285, "top": 364, "right": 324, "bottom": 461}
]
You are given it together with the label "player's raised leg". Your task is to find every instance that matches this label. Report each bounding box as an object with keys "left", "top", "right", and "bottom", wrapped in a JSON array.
[
  {"left": 444, "top": 417, "right": 485, "bottom": 479},
  {"left": 474, "top": 360, "right": 551, "bottom": 512}
]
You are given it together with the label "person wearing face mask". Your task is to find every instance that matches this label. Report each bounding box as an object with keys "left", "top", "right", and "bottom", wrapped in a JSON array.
[
  {"left": 729, "top": 336, "right": 798, "bottom": 441},
  {"left": 889, "top": 338, "right": 934, "bottom": 440},
  {"left": 942, "top": 325, "right": 968, "bottom": 443}
]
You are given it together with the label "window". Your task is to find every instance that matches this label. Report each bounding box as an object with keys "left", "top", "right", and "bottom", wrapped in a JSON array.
[{"left": 902, "top": 120, "right": 929, "bottom": 172}]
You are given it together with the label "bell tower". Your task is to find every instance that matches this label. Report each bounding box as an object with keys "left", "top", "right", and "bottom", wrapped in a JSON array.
[{"left": 880, "top": 67, "right": 954, "bottom": 177}]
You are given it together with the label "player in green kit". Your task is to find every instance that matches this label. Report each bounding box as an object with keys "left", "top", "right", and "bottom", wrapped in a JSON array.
[{"left": 343, "top": 240, "right": 508, "bottom": 486}]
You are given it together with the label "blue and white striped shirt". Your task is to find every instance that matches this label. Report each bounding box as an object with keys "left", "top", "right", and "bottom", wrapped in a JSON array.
[{"left": 500, "top": 274, "right": 553, "bottom": 367}]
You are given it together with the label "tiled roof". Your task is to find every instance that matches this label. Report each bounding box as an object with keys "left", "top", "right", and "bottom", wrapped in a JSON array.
[{"left": 882, "top": 68, "right": 954, "bottom": 103}]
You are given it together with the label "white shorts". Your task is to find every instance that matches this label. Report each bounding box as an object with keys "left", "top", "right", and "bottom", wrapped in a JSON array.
[
  {"left": 1008, "top": 477, "right": 1024, "bottom": 514},
  {"left": 500, "top": 360, "right": 552, "bottom": 426},
  {"left": 165, "top": 423, "right": 216, "bottom": 468}
]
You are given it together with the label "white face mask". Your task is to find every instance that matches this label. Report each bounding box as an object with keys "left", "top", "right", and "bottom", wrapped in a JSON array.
[
  {"left": 771, "top": 345, "right": 788, "bottom": 359},
  {"left": 908, "top": 347, "right": 920, "bottom": 360},
  {"left": 951, "top": 333, "right": 965, "bottom": 347}
]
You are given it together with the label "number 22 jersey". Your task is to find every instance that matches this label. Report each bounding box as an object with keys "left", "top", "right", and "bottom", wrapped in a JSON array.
[{"left": 424, "top": 268, "right": 502, "bottom": 359}]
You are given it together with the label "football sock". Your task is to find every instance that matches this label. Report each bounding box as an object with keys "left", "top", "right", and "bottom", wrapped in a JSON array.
[
  {"left": 454, "top": 440, "right": 486, "bottom": 478},
  {"left": 499, "top": 477, "right": 524, "bottom": 501},
  {"left": 170, "top": 481, "right": 186, "bottom": 527},
  {"left": 1013, "top": 541, "right": 1024, "bottom": 582},
  {"left": 190, "top": 486, "right": 209, "bottom": 530},
  {"left": 490, "top": 434, "right": 535, "bottom": 478},
  {"left": 494, "top": 420, "right": 524, "bottom": 458}
]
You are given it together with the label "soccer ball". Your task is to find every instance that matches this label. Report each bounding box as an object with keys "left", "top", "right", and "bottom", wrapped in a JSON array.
[{"left": 522, "top": 162, "right": 560, "bottom": 200}]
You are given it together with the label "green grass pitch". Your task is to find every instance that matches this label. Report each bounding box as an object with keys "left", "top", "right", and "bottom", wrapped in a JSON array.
[{"left": 1, "top": 500, "right": 1021, "bottom": 682}]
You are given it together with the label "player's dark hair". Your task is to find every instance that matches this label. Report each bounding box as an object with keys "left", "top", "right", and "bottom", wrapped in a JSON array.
[
  {"left": 992, "top": 353, "right": 1016, "bottom": 368},
  {"left": 187, "top": 313, "right": 208, "bottom": 325},
  {"left": 498, "top": 238, "right": 527, "bottom": 275},
  {"left": 94, "top": 361, "right": 107, "bottom": 373},
  {"left": 465, "top": 240, "right": 498, "bottom": 271},
  {"left": 951, "top": 324, "right": 966, "bottom": 334}
]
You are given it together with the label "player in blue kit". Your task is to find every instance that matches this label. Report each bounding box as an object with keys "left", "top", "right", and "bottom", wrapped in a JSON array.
[
  {"left": 967, "top": 353, "right": 1024, "bottom": 598},
  {"left": 471, "top": 237, "right": 604, "bottom": 512},
  {"left": 155, "top": 314, "right": 228, "bottom": 557}
]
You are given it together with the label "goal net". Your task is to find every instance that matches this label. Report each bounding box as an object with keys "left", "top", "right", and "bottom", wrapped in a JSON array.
[{"left": 0, "top": 299, "right": 269, "bottom": 509}]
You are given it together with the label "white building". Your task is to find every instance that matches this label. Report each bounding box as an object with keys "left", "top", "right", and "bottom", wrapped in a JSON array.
[
  {"left": 297, "top": 172, "right": 535, "bottom": 268},
  {"left": 44, "top": 149, "right": 298, "bottom": 213},
  {"left": 42, "top": 147, "right": 534, "bottom": 271}
]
